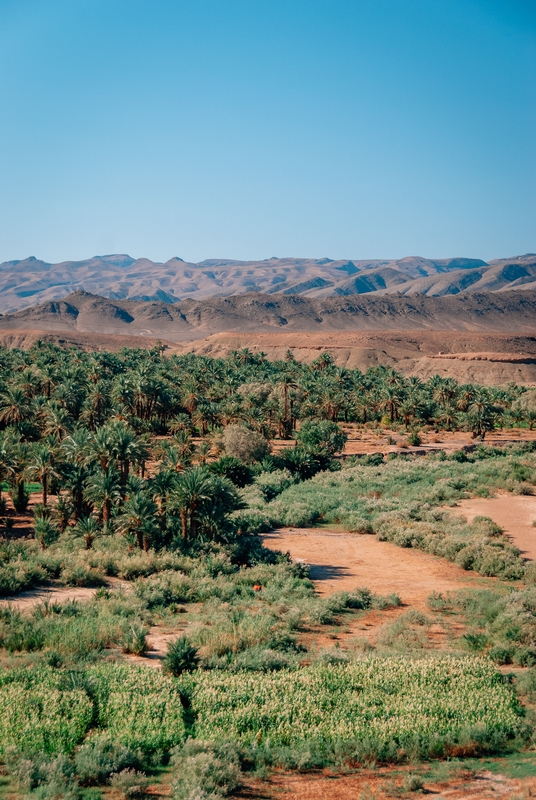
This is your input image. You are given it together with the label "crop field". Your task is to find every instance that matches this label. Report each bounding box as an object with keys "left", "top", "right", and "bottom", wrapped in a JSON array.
[{"left": 0, "top": 659, "right": 523, "bottom": 757}]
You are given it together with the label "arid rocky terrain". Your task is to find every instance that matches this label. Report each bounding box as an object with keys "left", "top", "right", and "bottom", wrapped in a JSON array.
[
  {"left": 1, "top": 252, "right": 536, "bottom": 312},
  {"left": 2, "top": 288, "right": 536, "bottom": 337},
  {"left": 2, "top": 289, "right": 536, "bottom": 383}
]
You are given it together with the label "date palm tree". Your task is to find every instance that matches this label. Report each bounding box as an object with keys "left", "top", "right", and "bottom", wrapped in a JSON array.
[
  {"left": 0, "top": 387, "right": 33, "bottom": 426},
  {"left": 25, "top": 442, "right": 60, "bottom": 506},
  {"left": 70, "top": 515, "right": 103, "bottom": 550},
  {"left": 116, "top": 491, "right": 159, "bottom": 550},
  {"left": 41, "top": 402, "right": 73, "bottom": 441},
  {"left": 467, "top": 395, "right": 497, "bottom": 440},
  {"left": 108, "top": 421, "right": 149, "bottom": 487},
  {"left": 171, "top": 468, "right": 213, "bottom": 542},
  {"left": 84, "top": 468, "right": 121, "bottom": 530},
  {"left": 5, "top": 438, "right": 29, "bottom": 513}
]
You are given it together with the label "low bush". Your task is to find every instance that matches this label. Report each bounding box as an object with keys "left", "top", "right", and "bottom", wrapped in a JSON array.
[
  {"left": 0, "top": 657, "right": 522, "bottom": 763},
  {"left": 427, "top": 587, "right": 536, "bottom": 667},
  {"left": 0, "top": 670, "right": 93, "bottom": 754},
  {"left": 89, "top": 664, "right": 187, "bottom": 753},
  {"left": 74, "top": 737, "right": 140, "bottom": 785},
  {"left": 253, "top": 448, "right": 536, "bottom": 579},
  {"left": 121, "top": 625, "right": 149, "bottom": 657},
  {"left": 109, "top": 769, "right": 149, "bottom": 798},
  {"left": 170, "top": 740, "right": 241, "bottom": 800}
]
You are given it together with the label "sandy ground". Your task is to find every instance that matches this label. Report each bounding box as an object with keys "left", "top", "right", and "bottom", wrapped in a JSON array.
[
  {"left": 241, "top": 768, "right": 536, "bottom": 799},
  {"left": 0, "top": 584, "right": 99, "bottom": 610},
  {"left": 447, "top": 493, "right": 536, "bottom": 561},
  {"left": 271, "top": 427, "right": 536, "bottom": 458},
  {"left": 262, "top": 528, "right": 472, "bottom": 607},
  {"left": 0, "top": 577, "right": 130, "bottom": 611}
]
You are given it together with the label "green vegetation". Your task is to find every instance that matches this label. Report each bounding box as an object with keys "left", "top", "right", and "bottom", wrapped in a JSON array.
[
  {"left": 183, "top": 657, "right": 521, "bottom": 752},
  {"left": 0, "top": 342, "right": 536, "bottom": 795},
  {"left": 248, "top": 444, "right": 536, "bottom": 580},
  {"left": 427, "top": 586, "right": 536, "bottom": 666},
  {"left": 0, "top": 659, "right": 524, "bottom": 772}
]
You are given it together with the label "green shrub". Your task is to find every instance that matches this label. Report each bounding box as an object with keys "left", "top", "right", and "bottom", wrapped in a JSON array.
[
  {"left": 74, "top": 737, "right": 139, "bottom": 785},
  {"left": 296, "top": 421, "right": 347, "bottom": 457},
  {"left": 254, "top": 469, "right": 295, "bottom": 501},
  {"left": 229, "top": 647, "right": 291, "bottom": 672},
  {"left": 182, "top": 658, "right": 522, "bottom": 751},
  {"left": 170, "top": 740, "right": 241, "bottom": 800},
  {"left": 516, "top": 668, "right": 536, "bottom": 701},
  {"left": 109, "top": 769, "right": 149, "bottom": 798},
  {"left": 407, "top": 430, "right": 422, "bottom": 447},
  {"left": 403, "top": 774, "right": 424, "bottom": 793},
  {"left": 208, "top": 456, "right": 253, "bottom": 488},
  {"left": 121, "top": 625, "right": 149, "bottom": 657},
  {"left": 163, "top": 637, "right": 200, "bottom": 676}
]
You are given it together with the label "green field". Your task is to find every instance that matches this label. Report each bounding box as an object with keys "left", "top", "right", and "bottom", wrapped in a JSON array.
[{"left": 0, "top": 658, "right": 522, "bottom": 759}]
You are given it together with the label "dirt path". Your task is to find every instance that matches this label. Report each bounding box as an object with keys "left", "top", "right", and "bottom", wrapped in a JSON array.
[
  {"left": 0, "top": 577, "right": 129, "bottom": 610},
  {"left": 262, "top": 528, "right": 473, "bottom": 608},
  {"left": 446, "top": 493, "right": 536, "bottom": 560}
]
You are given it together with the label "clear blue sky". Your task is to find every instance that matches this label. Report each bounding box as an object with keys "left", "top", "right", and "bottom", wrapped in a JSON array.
[{"left": 0, "top": 0, "right": 534, "bottom": 263}]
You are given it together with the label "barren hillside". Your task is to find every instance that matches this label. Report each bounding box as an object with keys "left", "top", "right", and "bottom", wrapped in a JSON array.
[
  {"left": 2, "top": 289, "right": 536, "bottom": 340},
  {"left": 2, "top": 291, "right": 536, "bottom": 383},
  {"left": 1, "top": 252, "right": 535, "bottom": 312}
]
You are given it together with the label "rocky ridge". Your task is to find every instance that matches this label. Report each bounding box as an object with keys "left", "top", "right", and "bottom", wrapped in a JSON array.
[{"left": 1, "top": 252, "right": 536, "bottom": 313}]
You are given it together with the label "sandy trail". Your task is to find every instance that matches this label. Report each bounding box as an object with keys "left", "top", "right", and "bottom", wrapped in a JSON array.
[
  {"left": 446, "top": 493, "right": 536, "bottom": 560},
  {"left": 0, "top": 577, "right": 129, "bottom": 610},
  {"left": 263, "top": 528, "right": 472, "bottom": 607}
]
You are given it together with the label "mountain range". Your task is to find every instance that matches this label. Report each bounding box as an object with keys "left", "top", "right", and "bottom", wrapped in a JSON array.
[
  {"left": 2, "top": 289, "right": 536, "bottom": 341},
  {"left": 1, "top": 252, "right": 536, "bottom": 313}
]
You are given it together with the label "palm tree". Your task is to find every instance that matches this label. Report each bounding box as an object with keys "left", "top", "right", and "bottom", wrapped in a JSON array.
[
  {"left": 6, "top": 439, "right": 29, "bottom": 513},
  {"left": 108, "top": 421, "right": 149, "bottom": 487},
  {"left": 194, "top": 439, "right": 214, "bottom": 465},
  {"left": 437, "top": 403, "right": 459, "bottom": 432},
  {"left": 150, "top": 468, "right": 177, "bottom": 525},
  {"left": 381, "top": 385, "right": 402, "bottom": 424},
  {"left": 273, "top": 374, "right": 299, "bottom": 436},
  {"left": 0, "top": 387, "right": 33, "bottom": 426},
  {"left": 467, "top": 397, "right": 497, "bottom": 440},
  {"left": 25, "top": 442, "right": 59, "bottom": 506},
  {"left": 116, "top": 491, "right": 159, "bottom": 550},
  {"left": 87, "top": 426, "right": 113, "bottom": 472},
  {"left": 70, "top": 515, "right": 103, "bottom": 550},
  {"left": 63, "top": 464, "right": 91, "bottom": 520},
  {"left": 61, "top": 427, "right": 93, "bottom": 465},
  {"left": 0, "top": 431, "right": 15, "bottom": 503},
  {"left": 41, "top": 403, "right": 73, "bottom": 441},
  {"left": 84, "top": 468, "right": 121, "bottom": 530},
  {"left": 36, "top": 363, "right": 57, "bottom": 399},
  {"left": 16, "top": 368, "right": 41, "bottom": 399},
  {"left": 171, "top": 468, "right": 213, "bottom": 542}
]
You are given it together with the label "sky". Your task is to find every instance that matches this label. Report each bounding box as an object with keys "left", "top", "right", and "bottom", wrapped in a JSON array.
[{"left": 0, "top": 0, "right": 534, "bottom": 264}]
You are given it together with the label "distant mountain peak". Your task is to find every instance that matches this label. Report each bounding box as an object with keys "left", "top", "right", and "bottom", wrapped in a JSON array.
[{"left": 0, "top": 252, "right": 534, "bottom": 314}]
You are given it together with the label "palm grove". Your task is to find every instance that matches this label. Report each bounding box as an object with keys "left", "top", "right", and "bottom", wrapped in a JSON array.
[{"left": 0, "top": 342, "right": 534, "bottom": 557}]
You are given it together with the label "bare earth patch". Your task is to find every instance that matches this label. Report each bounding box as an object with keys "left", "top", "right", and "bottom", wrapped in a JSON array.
[
  {"left": 447, "top": 493, "right": 536, "bottom": 561},
  {"left": 263, "top": 528, "right": 473, "bottom": 607},
  {"left": 242, "top": 767, "right": 536, "bottom": 799},
  {"left": 0, "top": 577, "right": 129, "bottom": 610}
]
